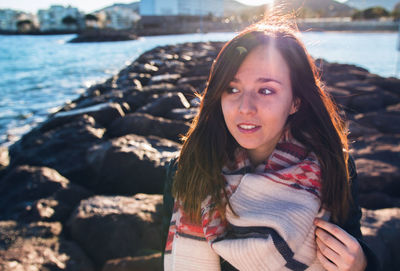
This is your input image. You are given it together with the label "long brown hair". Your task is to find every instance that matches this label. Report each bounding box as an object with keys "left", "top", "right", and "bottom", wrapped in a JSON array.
[{"left": 172, "top": 20, "right": 351, "bottom": 224}]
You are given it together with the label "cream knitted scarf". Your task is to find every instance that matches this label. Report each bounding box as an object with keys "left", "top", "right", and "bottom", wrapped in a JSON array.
[{"left": 164, "top": 135, "right": 328, "bottom": 271}]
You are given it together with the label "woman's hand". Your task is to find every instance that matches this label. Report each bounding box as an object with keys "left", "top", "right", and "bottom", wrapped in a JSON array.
[{"left": 314, "top": 218, "right": 367, "bottom": 271}]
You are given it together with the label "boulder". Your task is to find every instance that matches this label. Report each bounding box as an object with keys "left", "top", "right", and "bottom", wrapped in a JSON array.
[
  {"left": 166, "top": 107, "right": 199, "bottom": 121},
  {"left": 366, "top": 76, "right": 400, "bottom": 96},
  {"left": 355, "top": 158, "right": 400, "bottom": 196},
  {"left": 0, "top": 165, "right": 92, "bottom": 222},
  {"left": 148, "top": 73, "right": 181, "bottom": 85},
  {"left": 102, "top": 253, "right": 162, "bottom": 271},
  {"left": 8, "top": 115, "right": 105, "bottom": 187},
  {"left": 0, "top": 146, "right": 9, "bottom": 171},
  {"left": 361, "top": 208, "right": 400, "bottom": 271},
  {"left": 86, "top": 134, "right": 180, "bottom": 194},
  {"left": 108, "top": 113, "right": 190, "bottom": 142},
  {"left": 347, "top": 120, "right": 379, "bottom": 140},
  {"left": 137, "top": 92, "right": 190, "bottom": 117},
  {"left": 0, "top": 220, "right": 94, "bottom": 271},
  {"left": 355, "top": 111, "right": 400, "bottom": 134},
  {"left": 67, "top": 194, "right": 163, "bottom": 268},
  {"left": 359, "top": 192, "right": 400, "bottom": 210},
  {"left": 177, "top": 76, "right": 208, "bottom": 91},
  {"left": 41, "top": 102, "right": 125, "bottom": 131}
]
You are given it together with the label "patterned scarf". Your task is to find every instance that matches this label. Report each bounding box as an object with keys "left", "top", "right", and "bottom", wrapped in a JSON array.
[{"left": 164, "top": 135, "right": 328, "bottom": 271}]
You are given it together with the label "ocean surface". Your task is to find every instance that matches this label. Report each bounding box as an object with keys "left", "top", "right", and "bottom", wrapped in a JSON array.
[{"left": 0, "top": 31, "right": 398, "bottom": 146}]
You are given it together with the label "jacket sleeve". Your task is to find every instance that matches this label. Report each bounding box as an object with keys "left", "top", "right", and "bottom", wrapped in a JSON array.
[
  {"left": 161, "top": 158, "right": 178, "bottom": 257},
  {"left": 338, "top": 156, "right": 381, "bottom": 271}
]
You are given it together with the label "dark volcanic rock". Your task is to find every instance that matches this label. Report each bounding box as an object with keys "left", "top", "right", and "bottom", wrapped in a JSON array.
[
  {"left": 0, "top": 165, "right": 92, "bottom": 222},
  {"left": 42, "top": 102, "right": 125, "bottom": 131},
  {"left": 355, "top": 110, "right": 400, "bottom": 134},
  {"left": 0, "top": 220, "right": 94, "bottom": 270},
  {"left": 102, "top": 253, "right": 162, "bottom": 271},
  {"left": 361, "top": 208, "right": 400, "bottom": 271},
  {"left": 355, "top": 158, "right": 400, "bottom": 196},
  {"left": 108, "top": 112, "right": 190, "bottom": 142},
  {"left": 86, "top": 134, "right": 180, "bottom": 194},
  {"left": 69, "top": 29, "right": 137, "bottom": 43},
  {"left": 359, "top": 192, "right": 400, "bottom": 210},
  {"left": 67, "top": 194, "right": 163, "bottom": 268},
  {"left": 0, "top": 146, "right": 9, "bottom": 171},
  {"left": 137, "top": 92, "right": 190, "bottom": 117},
  {"left": 8, "top": 115, "right": 105, "bottom": 187}
]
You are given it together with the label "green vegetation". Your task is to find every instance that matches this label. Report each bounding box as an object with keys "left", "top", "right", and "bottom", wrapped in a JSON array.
[{"left": 352, "top": 6, "right": 390, "bottom": 20}]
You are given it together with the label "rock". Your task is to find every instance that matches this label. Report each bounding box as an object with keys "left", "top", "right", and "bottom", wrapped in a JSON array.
[
  {"left": 165, "top": 107, "right": 199, "bottom": 121},
  {"left": 361, "top": 208, "right": 400, "bottom": 271},
  {"left": 0, "top": 165, "right": 92, "bottom": 222},
  {"left": 0, "top": 220, "right": 94, "bottom": 271},
  {"left": 355, "top": 158, "right": 400, "bottom": 196},
  {"left": 149, "top": 74, "right": 181, "bottom": 85},
  {"left": 366, "top": 75, "right": 400, "bottom": 96},
  {"left": 325, "top": 86, "right": 352, "bottom": 109},
  {"left": 41, "top": 102, "right": 125, "bottom": 131},
  {"left": 137, "top": 92, "right": 190, "bottom": 117},
  {"left": 69, "top": 29, "right": 137, "bottom": 43},
  {"left": 130, "top": 62, "right": 159, "bottom": 74},
  {"left": 347, "top": 120, "right": 379, "bottom": 140},
  {"left": 349, "top": 92, "right": 384, "bottom": 113},
  {"left": 359, "top": 192, "right": 400, "bottom": 210},
  {"left": 9, "top": 115, "right": 105, "bottom": 187},
  {"left": 355, "top": 110, "right": 400, "bottom": 134},
  {"left": 350, "top": 134, "right": 400, "bottom": 165},
  {"left": 86, "top": 134, "right": 180, "bottom": 194},
  {"left": 67, "top": 194, "right": 163, "bottom": 268},
  {"left": 177, "top": 76, "right": 208, "bottom": 91},
  {"left": 0, "top": 146, "right": 9, "bottom": 171},
  {"left": 108, "top": 113, "right": 190, "bottom": 142},
  {"left": 102, "top": 253, "right": 162, "bottom": 271}
]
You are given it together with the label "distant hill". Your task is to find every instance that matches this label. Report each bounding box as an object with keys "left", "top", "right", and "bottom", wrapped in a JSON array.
[
  {"left": 345, "top": 0, "right": 399, "bottom": 11},
  {"left": 274, "top": 0, "right": 355, "bottom": 17}
]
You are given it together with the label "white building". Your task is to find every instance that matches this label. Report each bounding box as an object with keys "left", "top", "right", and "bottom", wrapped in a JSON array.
[
  {"left": 38, "top": 5, "right": 83, "bottom": 32},
  {"left": 0, "top": 9, "right": 38, "bottom": 32},
  {"left": 96, "top": 6, "right": 140, "bottom": 30},
  {"left": 140, "top": 0, "right": 224, "bottom": 17}
]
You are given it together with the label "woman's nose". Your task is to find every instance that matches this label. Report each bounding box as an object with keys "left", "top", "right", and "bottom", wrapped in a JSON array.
[{"left": 238, "top": 92, "right": 257, "bottom": 115}]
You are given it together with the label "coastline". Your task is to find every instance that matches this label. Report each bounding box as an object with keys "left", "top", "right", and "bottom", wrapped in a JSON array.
[
  {"left": 1, "top": 18, "right": 398, "bottom": 38},
  {"left": 0, "top": 40, "right": 399, "bottom": 270}
]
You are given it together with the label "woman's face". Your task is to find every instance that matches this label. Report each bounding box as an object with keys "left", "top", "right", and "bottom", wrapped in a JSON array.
[{"left": 221, "top": 44, "right": 297, "bottom": 164}]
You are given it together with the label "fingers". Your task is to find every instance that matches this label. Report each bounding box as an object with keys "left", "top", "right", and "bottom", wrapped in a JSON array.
[
  {"left": 314, "top": 218, "right": 356, "bottom": 248},
  {"left": 316, "top": 248, "right": 338, "bottom": 271},
  {"left": 316, "top": 235, "right": 339, "bottom": 262},
  {"left": 314, "top": 219, "right": 368, "bottom": 271},
  {"left": 315, "top": 227, "right": 347, "bottom": 256}
]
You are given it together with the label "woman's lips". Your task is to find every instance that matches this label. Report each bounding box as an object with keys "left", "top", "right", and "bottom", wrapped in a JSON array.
[{"left": 237, "top": 123, "right": 261, "bottom": 134}]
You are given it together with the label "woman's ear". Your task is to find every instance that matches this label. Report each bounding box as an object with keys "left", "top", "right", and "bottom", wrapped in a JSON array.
[{"left": 290, "top": 98, "right": 301, "bottom": 115}]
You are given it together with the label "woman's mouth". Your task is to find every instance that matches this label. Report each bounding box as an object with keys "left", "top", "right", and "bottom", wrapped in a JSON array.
[{"left": 237, "top": 124, "right": 261, "bottom": 133}]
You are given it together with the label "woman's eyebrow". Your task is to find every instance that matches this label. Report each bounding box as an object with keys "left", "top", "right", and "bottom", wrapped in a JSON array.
[
  {"left": 257, "top": 77, "right": 282, "bottom": 84},
  {"left": 231, "top": 77, "right": 282, "bottom": 84}
]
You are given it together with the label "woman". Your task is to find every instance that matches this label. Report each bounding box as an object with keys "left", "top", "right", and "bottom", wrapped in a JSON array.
[{"left": 162, "top": 21, "right": 379, "bottom": 271}]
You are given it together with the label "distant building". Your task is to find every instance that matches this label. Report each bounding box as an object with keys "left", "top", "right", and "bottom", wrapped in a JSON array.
[
  {"left": 94, "top": 6, "right": 140, "bottom": 30},
  {"left": 0, "top": 9, "right": 19, "bottom": 31},
  {"left": 0, "top": 9, "right": 38, "bottom": 32},
  {"left": 38, "top": 5, "right": 83, "bottom": 32},
  {"left": 139, "top": 0, "right": 223, "bottom": 17}
]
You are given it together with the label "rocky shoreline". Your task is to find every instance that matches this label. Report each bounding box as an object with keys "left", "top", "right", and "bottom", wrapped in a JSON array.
[{"left": 0, "top": 41, "right": 399, "bottom": 270}]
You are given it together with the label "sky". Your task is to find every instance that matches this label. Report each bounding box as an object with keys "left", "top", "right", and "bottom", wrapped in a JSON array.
[{"left": 0, "top": 0, "right": 348, "bottom": 14}]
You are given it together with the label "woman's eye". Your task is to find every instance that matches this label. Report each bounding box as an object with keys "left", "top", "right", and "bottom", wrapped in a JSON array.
[
  {"left": 259, "top": 88, "right": 273, "bottom": 95},
  {"left": 227, "top": 87, "right": 239, "bottom": 94}
]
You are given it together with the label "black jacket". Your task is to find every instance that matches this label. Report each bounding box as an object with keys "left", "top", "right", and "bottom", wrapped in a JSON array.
[{"left": 162, "top": 156, "right": 380, "bottom": 271}]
